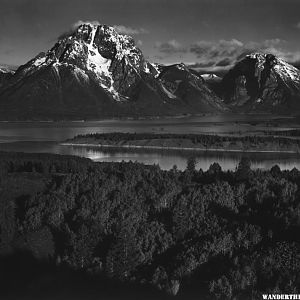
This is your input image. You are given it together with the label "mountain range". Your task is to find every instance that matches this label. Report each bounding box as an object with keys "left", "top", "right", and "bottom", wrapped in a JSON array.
[
  {"left": 221, "top": 53, "right": 300, "bottom": 112},
  {"left": 0, "top": 23, "right": 299, "bottom": 120}
]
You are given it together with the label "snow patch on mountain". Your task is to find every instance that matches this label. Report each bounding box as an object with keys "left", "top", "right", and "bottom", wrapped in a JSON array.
[
  {"left": 223, "top": 52, "right": 300, "bottom": 111},
  {"left": 161, "top": 85, "right": 177, "bottom": 99},
  {"left": 201, "top": 74, "right": 220, "bottom": 80},
  {"left": 0, "top": 66, "right": 15, "bottom": 75},
  {"left": 247, "top": 53, "right": 300, "bottom": 87},
  {"left": 274, "top": 60, "right": 300, "bottom": 84},
  {"left": 150, "top": 63, "right": 162, "bottom": 78},
  {"left": 32, "top": 56, "right": 47, "bottom": 67}
]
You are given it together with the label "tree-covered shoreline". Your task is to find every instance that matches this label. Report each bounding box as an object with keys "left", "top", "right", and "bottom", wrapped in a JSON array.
[
  {"left": 66, "top": 132, "right": 300, "bottom": 153},
  {"left": 0, "top": 152, "right": 300, "bottom": 299}
]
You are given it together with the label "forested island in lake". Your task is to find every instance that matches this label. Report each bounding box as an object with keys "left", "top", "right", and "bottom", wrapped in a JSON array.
[
  {"left": 0, "top": 151, "right": 300, "bottom": 299},
  {"left": 65, "top": 132, "right": 300, "bottom": 153}
]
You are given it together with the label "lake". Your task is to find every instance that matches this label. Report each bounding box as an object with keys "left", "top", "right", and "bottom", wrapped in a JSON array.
[{"left": 1, "top": 114, "right": 300, "bottom": 171}]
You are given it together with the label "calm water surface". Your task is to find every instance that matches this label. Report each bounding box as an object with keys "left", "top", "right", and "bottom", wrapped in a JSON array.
[{"left": 0, "top": 115, "right": 300, "bottom": 171}]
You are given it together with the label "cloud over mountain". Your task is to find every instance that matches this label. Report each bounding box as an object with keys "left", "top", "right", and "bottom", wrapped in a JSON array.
[
  {"left": 72, "top": 20, "right": 101, "bottom": 28},
  {"left": 190, "top": 39, "right": 282, "bottom": 66},
  {"left": 113, "top": 25, "right": 148, "bottom": 35},
  {"left": 189, "top": 38, "right": 300, "bottom": 72},
  {"left": 155, "top": 40, "right": 187, "bottom": 54},
  {"left": 58, "top": 20, "right": 101, "bottom": 39},
  {"left": 154, "top": 36, "right": 300, "bottom": 71},
  {"left": 58, "top": 21, "right": 148, "bottom": 40}
]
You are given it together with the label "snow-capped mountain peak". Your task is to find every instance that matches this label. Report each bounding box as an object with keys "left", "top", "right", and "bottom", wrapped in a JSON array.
[
  {"left": 13, "top": 23, "right": 154, "bottom": 101},
  {"left": 222, "top": 52, "right": 300, "bottom": 111},
  {"left": 247, "top": 53, "right": 300, "bottom": 90},
  {"left": 0, "top": 22, "right": 224, "bottom": 120}
]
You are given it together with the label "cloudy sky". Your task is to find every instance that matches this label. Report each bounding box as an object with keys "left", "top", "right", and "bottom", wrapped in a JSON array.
[{"left": 1, "top": 0, "right": 300, "bottom": 72}]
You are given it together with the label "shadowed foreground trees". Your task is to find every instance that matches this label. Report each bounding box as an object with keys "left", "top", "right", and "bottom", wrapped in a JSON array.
[{"left": 0, "top": 152, "right": 300, "bottom": 299}]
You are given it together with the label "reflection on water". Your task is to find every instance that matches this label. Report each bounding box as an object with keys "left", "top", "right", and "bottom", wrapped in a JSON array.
[
  {"left": 1, "top": 141, "right": 300, "bottom": 171},
  {"left": 0, "top": 116, "right": 300, "bottom": 171}
]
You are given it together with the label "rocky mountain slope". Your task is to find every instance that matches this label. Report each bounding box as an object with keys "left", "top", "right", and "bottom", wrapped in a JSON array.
[
  {"left": 0, "top": 66, "right": 14, "bottom": 89},
  {"left": 157, "top": 64, "right": 224, "bottom": 112},
  {"left": 0, "top": 23, "right": 223, "bottom": 120},
  {"left": 221, "top": 53, "right": 300, "bottom": 112},
  {"left": 201, "top": 73, "right": 223, "bottom": 97}
]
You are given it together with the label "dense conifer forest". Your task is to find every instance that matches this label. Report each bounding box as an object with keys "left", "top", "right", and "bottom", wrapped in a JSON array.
[{"left": 0, "top": 152, "right": 299, "bottom": 299}]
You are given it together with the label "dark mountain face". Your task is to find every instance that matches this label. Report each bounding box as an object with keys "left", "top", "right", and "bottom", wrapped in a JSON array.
[
  {"left": 157, "top": 63, "right": 225, "bottom": 112},
  {"left": 200, "top": 73, "right": 223, "bottom": 98},
  {"left": 0, "top": 67, "right": 14, "bottom": 89},
  {"left": 222, "top": 53, "right": 300, "bottom": 112},
  {"left": 0, "top": 24, "right": 223, "bottom": 120}
]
